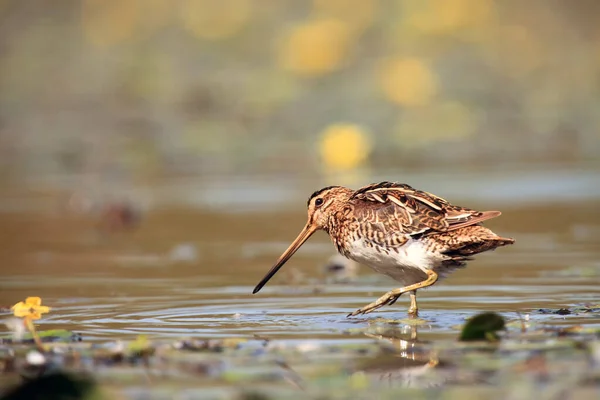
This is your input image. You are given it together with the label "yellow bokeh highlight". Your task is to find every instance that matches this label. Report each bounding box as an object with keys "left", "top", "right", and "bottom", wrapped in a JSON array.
[
  {"left": 319, "top": 124, "right": 372, "bottom": 171},
  {"left": 395, "top": 102, "right": 477, "bottom": 148},
  {"left": 180, "top": 0, "right": 251, "bottom": 40},
  {"left": 378, "top": 57, "right": 437, "bottom": 106},
  {"left": 279, "top": 19, "right": 352, "bottom": 77},
  {"left": 403, "top": 0, "right": 496, "bottom": 34},
  {"left": 82, "top": 0, "right": 139, "bottom": 46},
  {"left": 82, "top": 0, "right": 171, "bottom": 46},
  {"left": 11, "top": 297, "right": 51, "bottom": 320},
  {"left": 312, "top": 0, "right": 378, "bottom": 35}
]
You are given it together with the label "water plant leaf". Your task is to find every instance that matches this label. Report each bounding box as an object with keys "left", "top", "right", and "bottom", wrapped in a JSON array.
[
  {"left": 0, "top": 330, "right": 78, "bottom": 344},
  {"left": 127, "top": 335, "right": 150, "bottom": 350},
  {"left": 459, "top": 312, "right": 506, "bottom": 342}
]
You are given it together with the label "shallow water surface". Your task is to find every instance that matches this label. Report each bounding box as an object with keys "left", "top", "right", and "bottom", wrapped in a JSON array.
[{"left": 1, "top": 165, "right": 599, "bottom": 345}]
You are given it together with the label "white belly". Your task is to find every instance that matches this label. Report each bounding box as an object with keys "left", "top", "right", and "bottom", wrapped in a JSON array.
[{"left": 344, "top": 238, "right": 445, "bottom": 286}]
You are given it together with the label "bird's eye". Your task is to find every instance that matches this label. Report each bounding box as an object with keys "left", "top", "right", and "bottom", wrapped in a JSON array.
[{"left": 315, "top": 198, "right": 324, "bottom": 207}]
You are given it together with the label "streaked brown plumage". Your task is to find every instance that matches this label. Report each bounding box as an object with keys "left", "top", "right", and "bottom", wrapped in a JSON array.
[{"left": 253, "top": 181, "right": 514, "bottom": 316}]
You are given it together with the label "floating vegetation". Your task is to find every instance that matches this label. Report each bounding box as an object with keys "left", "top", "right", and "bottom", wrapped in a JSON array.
[
  {"left": 537, "top": 305, "right": 600, "bottom": 315},
  {"left": 7, "top": 297, "right": 52, "bottom": 352},
  {"left": 1, "top": 301, "right": 599, "bottom": 399},
  {"left": 459, "top": 312, "right": 506, "bottom": 342}
]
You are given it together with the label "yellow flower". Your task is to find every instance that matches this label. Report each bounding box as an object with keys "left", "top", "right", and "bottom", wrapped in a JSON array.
[
  {"left": 319, "top": 124, "right": 372, "bottom": 171},
  {"left": 11, "top": 297, "right": 51, "bottom": 320}
]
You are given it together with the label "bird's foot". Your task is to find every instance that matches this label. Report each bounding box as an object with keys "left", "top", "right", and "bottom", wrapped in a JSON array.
[
  {"left": 347, "top": 292, "right": 402, "bottom": 317},
  {"left": 407, "top": 307, "right": 419, "bottom": 317}
]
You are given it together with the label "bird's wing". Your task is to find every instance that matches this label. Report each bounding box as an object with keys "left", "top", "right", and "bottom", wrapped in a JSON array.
[{"left": 350, "top": 182, "right": 500, "bottom": 239}]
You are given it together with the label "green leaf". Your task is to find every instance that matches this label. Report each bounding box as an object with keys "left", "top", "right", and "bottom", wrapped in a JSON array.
[{"left": 459, "top": 312, "right": 506, "bottom": 342}]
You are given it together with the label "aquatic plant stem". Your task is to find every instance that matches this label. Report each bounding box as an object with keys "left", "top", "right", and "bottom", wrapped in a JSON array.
[{"left": 24, "top": 317, "right": 45, "bottom": 352}]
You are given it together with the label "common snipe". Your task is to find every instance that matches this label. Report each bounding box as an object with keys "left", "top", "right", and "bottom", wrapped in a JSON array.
[{"left": 253, "top": 182, "right": 514, "bottom": 317}]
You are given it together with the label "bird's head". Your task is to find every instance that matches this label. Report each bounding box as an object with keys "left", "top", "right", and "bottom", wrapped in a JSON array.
[{"left": 252, "top": 185, "right": 352, "bottom": 293}]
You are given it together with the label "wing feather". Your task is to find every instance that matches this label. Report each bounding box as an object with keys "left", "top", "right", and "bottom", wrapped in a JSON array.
[{"left": 350, "top": 182, "right": 500, "bottom": 237}]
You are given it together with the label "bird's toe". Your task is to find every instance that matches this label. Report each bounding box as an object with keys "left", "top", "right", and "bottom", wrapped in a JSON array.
[
  {"left": 385, "top": 295, "right": 400, "bottom": 306},
  {"left": 348, "top": 306, "right": 372, "bottom": 317}
]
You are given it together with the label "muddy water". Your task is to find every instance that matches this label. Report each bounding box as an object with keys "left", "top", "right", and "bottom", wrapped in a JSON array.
[{"left": 1, "top": 164, "right": 599, "bottom": 343}]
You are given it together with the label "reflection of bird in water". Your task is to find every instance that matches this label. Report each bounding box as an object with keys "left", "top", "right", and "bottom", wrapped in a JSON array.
[
  {"left": 322, "top": 254, "right": 360, "bottom": 284},
  {"left": 360, "top": 325, "right": 446, "bottom": 389},
  {"left": 362, "top": 325, "right": 493, "bottom": 388}
]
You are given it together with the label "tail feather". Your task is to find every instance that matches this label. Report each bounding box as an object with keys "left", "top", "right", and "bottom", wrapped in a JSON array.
[
  {"left": 438, "top": 225, "right": 514, "bottom": 258},
  {"left": 430, "top": 224, "right": 514, "bottom": 282}
]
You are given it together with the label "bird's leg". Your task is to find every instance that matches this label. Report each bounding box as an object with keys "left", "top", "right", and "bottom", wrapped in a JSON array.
[
  {"left": 386, "top": 289, "right": 414, "bottom": 307},
  {"left": 407, "top": 290, "right": 418, "bottom": 316},
  {"left": 348, "top": 271, "right": 438, "bottom": 317}
]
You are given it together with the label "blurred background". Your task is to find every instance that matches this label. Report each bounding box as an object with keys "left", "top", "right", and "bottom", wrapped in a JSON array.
[
  {"left": 1, "top": 0, "right": 599, "bottom": 190},
  {"left": 0, "top": 0, "right": 599, "bottom": 340}
]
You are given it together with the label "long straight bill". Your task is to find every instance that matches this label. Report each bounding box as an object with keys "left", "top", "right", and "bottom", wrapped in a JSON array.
[{"left": 252, "top": 223, "right": 317, "bottom": 294}]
